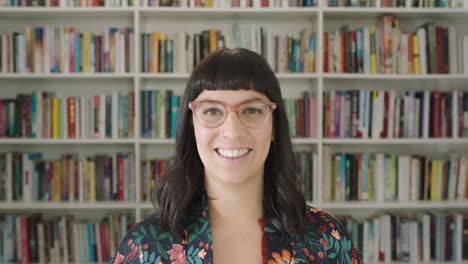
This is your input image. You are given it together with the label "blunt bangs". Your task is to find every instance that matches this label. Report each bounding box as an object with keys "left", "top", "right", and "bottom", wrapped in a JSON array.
[{"left": 187, "top": 48, "right": 280, "bottom": 102}]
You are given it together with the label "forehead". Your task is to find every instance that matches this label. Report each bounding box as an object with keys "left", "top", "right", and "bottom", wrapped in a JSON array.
[{"left": 194, "top": 90, "right": 269, "bottom": 104}]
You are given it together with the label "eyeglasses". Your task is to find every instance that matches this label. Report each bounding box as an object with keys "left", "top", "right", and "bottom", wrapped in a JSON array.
[{"left": 188, "top": 100, "right": 277, "bottom": 128}]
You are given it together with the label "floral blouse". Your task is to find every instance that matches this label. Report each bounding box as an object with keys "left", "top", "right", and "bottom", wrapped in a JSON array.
[{"left": 111, "top": 194, "right": 363, "bottom": 264}]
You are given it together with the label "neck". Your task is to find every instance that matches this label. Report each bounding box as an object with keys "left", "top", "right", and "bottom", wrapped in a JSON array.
[{"left": 204, "top": 173, "right": 264, "bottom": 223}]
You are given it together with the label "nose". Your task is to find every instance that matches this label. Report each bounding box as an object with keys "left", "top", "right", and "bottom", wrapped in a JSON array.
[{"left": 220, "top": 111, "right": 247, "bottom": 138}]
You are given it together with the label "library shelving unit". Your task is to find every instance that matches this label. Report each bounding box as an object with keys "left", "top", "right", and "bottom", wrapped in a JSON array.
[
  {"left": 1, "top": 0, "right": 468, "bottom": 216},
  {"left": 1, "top": 1, "right": 468, "bottom": 262}
]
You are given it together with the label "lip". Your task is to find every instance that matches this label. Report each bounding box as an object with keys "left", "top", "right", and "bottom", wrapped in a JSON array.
[{"left": 215, "top": 146, "right": 252, "bottom": 150}]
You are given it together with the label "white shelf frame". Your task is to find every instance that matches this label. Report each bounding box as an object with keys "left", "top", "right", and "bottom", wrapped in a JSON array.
[
  {"left": 0, "top": 5, "right": 467, "bottom": 222},
  {"left": 1, "top": 6, "right": 468, "bottom": 12},
  {"left": 0, "top": 201, "right": 138, "bottom": 210},
  {"left": 0, "top": 138, "right": 136, "bottom": 144}
]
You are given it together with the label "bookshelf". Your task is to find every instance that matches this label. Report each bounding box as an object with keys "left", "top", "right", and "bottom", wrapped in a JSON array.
[{"left": 1, "top": 1, "right": 468, "bottom": 263}]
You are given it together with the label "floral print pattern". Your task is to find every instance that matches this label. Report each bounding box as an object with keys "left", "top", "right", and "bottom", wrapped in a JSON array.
[
  {"left": 110, "top": 195, "right": 363, "bottom": 264},
  {"left": 269, "top": 249, "right": 295, "bottom": 264}
]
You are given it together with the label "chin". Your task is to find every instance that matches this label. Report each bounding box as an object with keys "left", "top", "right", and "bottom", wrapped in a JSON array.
[
  {"left": 207, "top": 168, "right": 253, "bottom": 185},
  {"left": 219, "top": 173, "right": 250, "bottom": 184}
]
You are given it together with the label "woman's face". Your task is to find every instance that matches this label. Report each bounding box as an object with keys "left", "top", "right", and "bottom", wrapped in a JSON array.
[{"left": 192, "top": 89, "right": 274, "bottom": 186}]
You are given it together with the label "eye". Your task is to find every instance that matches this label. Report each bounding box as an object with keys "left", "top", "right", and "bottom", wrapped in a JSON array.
[
  {"left": 242, "top": 107, "right": 263, "bottom": 115},
  {"left": 203, "top": 108, "right": 223, "bottom": 115}
]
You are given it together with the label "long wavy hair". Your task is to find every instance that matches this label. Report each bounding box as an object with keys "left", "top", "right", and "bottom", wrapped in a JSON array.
[{"left": 153, "top": 48, "right": 306, "bottom": 240}]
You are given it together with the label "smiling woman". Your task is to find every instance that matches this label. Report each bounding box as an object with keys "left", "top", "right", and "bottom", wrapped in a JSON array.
[{"left": 111, "top": 48, "right": 363, "bottom": 264}]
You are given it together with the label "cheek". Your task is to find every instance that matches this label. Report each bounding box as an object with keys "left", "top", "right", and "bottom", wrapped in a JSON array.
[
  {"left": 193, "top": 123, "right": 214, "bottom": 155},
  {"left": 255, "top": 125, "right": 273, "bottom": 155}
]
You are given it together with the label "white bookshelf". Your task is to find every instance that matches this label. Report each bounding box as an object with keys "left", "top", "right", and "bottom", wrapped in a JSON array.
[
  {"left": 0, "top": 201, "right": 138, "bottom": 210},
  {"left": 314, "top": 200, "right": 468, "bottom": 210},
  {"left": 323, "top": 138, "right": 468, "bottom": 144},
  {"left": 0, "top": 138, "right": 136, "bottom": 144},
  {"left": 322, "top": 73, "right": 468, "bottom": 79},
  {"left": 0, "top": 73, "right": 135, "bottom": 78},
  {"left": 0, "top": 3, "right": 467, "bottom": 223}
]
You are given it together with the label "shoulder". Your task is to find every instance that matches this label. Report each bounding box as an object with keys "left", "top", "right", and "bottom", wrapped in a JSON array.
[
  {"left": 290, "top": 205, "right": 362, "bottom": 263},
  {"left": 302, "top": 205, "right": 348, "bottom": 247},
  {"left": 110, "top": 213, "right": 176, "bottom": 264},
  {"left": 304, "top": 205, "right": 343, "bottom": 234}
]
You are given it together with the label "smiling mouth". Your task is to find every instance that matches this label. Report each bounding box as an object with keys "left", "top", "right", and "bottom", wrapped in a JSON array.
[{"left": 215, "top": 148, "right": 252, "bottom": 159}]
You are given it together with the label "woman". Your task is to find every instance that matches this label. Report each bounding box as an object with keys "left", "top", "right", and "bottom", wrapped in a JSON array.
[{"left": 112, "top": 48, "right": 363, "bottom": 264}]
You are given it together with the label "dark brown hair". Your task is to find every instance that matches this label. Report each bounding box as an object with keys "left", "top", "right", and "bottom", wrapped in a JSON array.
[{"left": 153, "top": 48, "right": 306, "bottom": 240}]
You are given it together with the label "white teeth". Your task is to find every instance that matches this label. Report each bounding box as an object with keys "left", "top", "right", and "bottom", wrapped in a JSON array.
[{"left": 216, "top": 148, "right": 250, "bottom": 158}]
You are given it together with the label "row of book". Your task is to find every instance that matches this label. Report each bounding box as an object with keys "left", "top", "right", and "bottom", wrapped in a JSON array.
[
  {"left": 327, "top": 0, "right": 377, "bottom": 6},
  {"left": 0, "top": 25, "right": 316, "bottom": 75},
  {"left": 2, "top": 149, "right": 466, "bottom": 203},
  {"left": 0, "top": 27, "right": 135, "bottom": 74},
  {"left": 283, "top": 92, "right": 316, "bottom": 138},
  {"left": 323, "top": 17, "right": 468, "bottom": 75},
  {"left": 6, "top": 20, "right": 468, "bottom": 75},
  {"left": 143, "top": 0, "right": 317, "bottom": 7},
  {"left": 322, "top": 148, "right": 468, "bottom": 202},
  {"left": 140, "top": 152, "right": 315, "bottom": 202},
  {"left": 295, "top": 151, "right": 317, "bottom": 201},
  {"left": 0, "top": 0, "right": 133, "bottom": 7},
  {"left": 1, "top": 0, "right": 466, "bottom": 7},
  {"left": 141, "top": 90, "right": 320, "bottom": 139},
  {"left": 327, "top": 0, "right": 466, "bottom": 7},
  {"left": 0, "top": 152, "right": 136, "bottom": 202},
  {"left": 0, "top": 214, "right": 132, "bottom": 263},
  {"left": 141, "top": 29, "right": 227, "bottom": 74},
  {"left": 141, "top": 90, "right": 181, "bottom": 139},
  {"left": 323, "top": 90, "right": 468, "bottom": 139},
  {"left": 234, "top": 24, "right": 316, "bottom": 73},
  {"left": 340, "top": 213, "right": 468, "bottom": 262},
  {"left": 3, "top": 89, "right": 468, "bottom": 140},
  {"left": 381, "top": 0, "right": 465, "bottom": 7},
  {"left": 0, "top": 91, "right": 135, "bottom": 139},
  {"left": 141, "top": 25, "right": 316, "bottom": 74},
  {"left": 141, "top": 159, "right": 172, "bottom": 201},
  {"left": 1, "top": 212, "right": 467, "bottom": 264}
]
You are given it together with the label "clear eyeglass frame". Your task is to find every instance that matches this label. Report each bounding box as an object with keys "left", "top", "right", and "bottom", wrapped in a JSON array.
[{"left": 188, "top": 100, "right": 277, "bottom": 128}]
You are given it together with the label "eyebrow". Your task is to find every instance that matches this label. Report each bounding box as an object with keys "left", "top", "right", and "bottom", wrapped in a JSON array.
[{"left": 198, "top": 97, "right": 266, "bottom": 104}]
